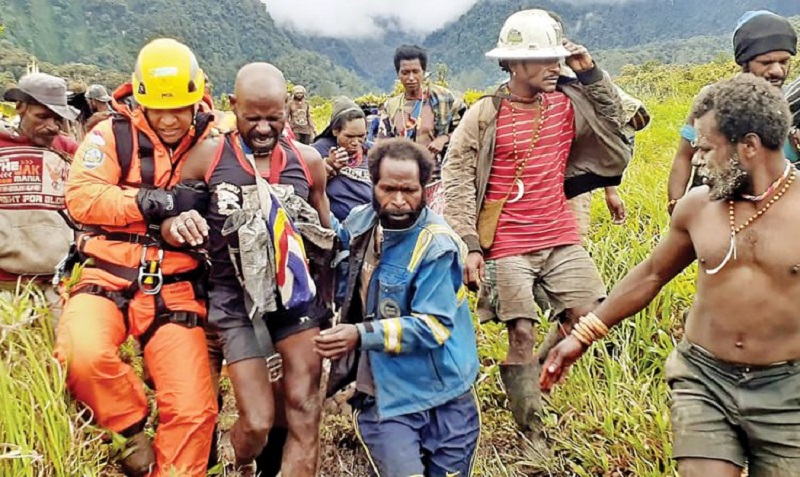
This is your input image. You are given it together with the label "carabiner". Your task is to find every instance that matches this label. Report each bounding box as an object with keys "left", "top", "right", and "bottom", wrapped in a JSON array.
[{"left": 138, "top": 245, "right": 164, "bottom": 295}]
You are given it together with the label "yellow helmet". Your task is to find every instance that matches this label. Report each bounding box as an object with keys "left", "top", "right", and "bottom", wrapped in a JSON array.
[{"left": 132, "top": 38, "right": 205, "bottom": 109}]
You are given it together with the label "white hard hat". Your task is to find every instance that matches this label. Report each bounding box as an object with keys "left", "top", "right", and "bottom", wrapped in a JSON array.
[{"left": 485, "top": 10, "right": 571, "bottom": 61}]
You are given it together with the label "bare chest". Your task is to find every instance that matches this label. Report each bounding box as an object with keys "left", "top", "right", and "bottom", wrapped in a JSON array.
[{"left": 693, "top": 201, "right": 800, "bottom": 276}]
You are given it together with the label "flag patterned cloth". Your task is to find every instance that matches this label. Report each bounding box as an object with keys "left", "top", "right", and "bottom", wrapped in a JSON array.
[{"left": 265, "top": 187, "right": 317, "bottom": 309}]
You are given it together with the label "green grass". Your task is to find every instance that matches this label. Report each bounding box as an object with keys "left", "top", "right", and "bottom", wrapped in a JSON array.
[
  {"left": 1, "top": 82, "right": 714, "bottom": 476},
  {"left": 320, "top": 99, "right": 697, "bottom": 476},
  {"left": 0, "top": 285, "right": 110, "bottom": 476}
]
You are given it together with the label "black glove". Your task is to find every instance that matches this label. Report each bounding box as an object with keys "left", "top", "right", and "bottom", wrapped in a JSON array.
[{"left": 136, "top": 180, "right": 210, "bottom": 224}]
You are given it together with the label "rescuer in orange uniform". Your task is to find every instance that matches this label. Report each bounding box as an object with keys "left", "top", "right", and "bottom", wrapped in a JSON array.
[{"left": 54, "top": 39, "right": 217, "bottom": 477}]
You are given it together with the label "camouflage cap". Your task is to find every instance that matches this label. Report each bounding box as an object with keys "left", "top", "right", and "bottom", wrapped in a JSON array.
[{"left": 85, "top": 84, "right": 112, "bottom": 102}]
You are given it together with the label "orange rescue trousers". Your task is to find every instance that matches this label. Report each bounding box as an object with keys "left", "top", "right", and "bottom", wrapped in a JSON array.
[{"left": 55, "top": 289, "right": 217, "bottom": 477}]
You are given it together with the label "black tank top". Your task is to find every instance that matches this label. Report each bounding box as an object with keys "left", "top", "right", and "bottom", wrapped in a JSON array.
[{"left": 206, "top": 133, "right": 311, "bottom": 283}]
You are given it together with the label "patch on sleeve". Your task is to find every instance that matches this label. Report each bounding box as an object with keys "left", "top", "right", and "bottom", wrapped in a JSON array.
[
  {"left": 88, "top": 132, "right": 107, "bottom": 146},
  {"left": 81, "top": 147, "right": 105, "bottom": 169}
]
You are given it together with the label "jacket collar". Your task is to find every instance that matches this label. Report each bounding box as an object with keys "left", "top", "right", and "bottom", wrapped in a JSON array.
[{"left": 347, "top": 205, "right": 430, "bottom": 242}]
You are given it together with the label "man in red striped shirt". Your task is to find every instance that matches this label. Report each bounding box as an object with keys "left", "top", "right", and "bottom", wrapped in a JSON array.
[{"left": 443, "top": 9, "right": 630, "bottom": 466}]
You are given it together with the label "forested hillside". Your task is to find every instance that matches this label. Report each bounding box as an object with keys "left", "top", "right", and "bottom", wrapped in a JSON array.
[
  {"left": 0, "top": 0, "right": 372, "bottom": 95},
  {"left": 423, "top": 0, "right": 800, "bottom": 88},
  {"left": 1, "top": 0, "right": 799, "bottom": 92}
]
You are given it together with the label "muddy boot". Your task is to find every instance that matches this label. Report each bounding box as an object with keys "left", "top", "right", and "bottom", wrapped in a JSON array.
[
  {"left": 500, "top": 363, "right": 553, "bottom": 465},
  {"left": 118, "top": 431, "right": 155, "bottom": 477}
]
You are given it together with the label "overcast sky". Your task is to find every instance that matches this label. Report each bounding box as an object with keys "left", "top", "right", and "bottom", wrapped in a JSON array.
[{"left": 263, "top": 0, "right": 481, "bottom": 38}]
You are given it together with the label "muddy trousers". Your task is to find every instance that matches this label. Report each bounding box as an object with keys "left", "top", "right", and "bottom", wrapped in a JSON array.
[{"left": 55, "top": 293, "right": 218, "bottom": 477}]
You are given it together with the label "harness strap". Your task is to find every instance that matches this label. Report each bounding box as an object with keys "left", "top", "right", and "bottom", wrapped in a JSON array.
[
  {"left": 70, "top": 283, "right": 203, "bottom": 349},
  {"left": 70, "top": 284, "right": 137, "bottom": 334}
]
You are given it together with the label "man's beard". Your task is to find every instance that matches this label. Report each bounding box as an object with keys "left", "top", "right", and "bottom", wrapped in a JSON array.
[
  {"left": 372, "top": 195, "right": 426, "bottom": 230},
  {"left": 704, "top": 153, "right": 750, "bottom": 201}
]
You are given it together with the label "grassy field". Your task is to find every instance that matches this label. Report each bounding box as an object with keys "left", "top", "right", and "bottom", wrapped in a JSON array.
[{"left": 0, "top": 61, "right": 770, "bottom": 476}]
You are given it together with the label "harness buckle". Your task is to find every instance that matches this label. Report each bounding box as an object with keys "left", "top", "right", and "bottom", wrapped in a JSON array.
[
  {"left": 138, "top": 245, "right": 164, "bottom": 295},
  {"left": 170, "top": 311, "right": 199, "bottom": 329},
  {"left": 265, "top": 353, "right": 284, "bottom": 382}
]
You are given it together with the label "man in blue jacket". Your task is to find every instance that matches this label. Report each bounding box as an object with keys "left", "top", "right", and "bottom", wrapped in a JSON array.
[{"left": 315, "top": 138, "right": 480, "bottom": 477}]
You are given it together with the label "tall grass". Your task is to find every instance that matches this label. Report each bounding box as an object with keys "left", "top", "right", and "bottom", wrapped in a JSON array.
[
  {"left": 0, "top": 64, "right": 758, "bottom": 476},
  {"left": 459, "top": 98, "right": 696, "bottom": 477},
  {"left": 0, "top": 285, "right": 109, "bottom": 476}
]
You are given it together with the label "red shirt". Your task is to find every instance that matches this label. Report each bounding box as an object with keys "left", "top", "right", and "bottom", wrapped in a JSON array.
[{"left": 484, "top": 93, "right": 580, "bottom": 260}]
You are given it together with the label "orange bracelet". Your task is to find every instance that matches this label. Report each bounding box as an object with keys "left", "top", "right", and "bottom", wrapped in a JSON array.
[
  {"left": 582, "top": 312, "right": 609, "bottom": 338},
  {"left": 571, "top": 322, "right": 594, "bottom": 347}
]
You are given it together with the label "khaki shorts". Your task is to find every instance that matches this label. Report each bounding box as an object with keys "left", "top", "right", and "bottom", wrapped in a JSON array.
[
  {"left": 477, "top": 245, "right": 606, "bottom": 323},
  {"left": 667, "top": 339, "right": 800, "bottom": 475}
]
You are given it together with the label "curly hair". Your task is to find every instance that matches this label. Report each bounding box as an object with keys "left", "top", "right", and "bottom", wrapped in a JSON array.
[
  {"left": 368, "top": 138, "right": 433, "bottom": 188},
  {"left": 393, "top": 45, "right": 428, "bottom": 73},
  {"left": 690, "top": 74, "right": 790, "bottom": 150}
]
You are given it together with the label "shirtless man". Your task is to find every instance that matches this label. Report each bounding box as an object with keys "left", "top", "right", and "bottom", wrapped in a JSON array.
[
  {"left": 667, "top": 11, "right": 797, "bottom": 213},
  {"left": 541, "top": 74, "right": 800, "bottom": 476},
  {"left": 165, "top": 63, "right": 329, "bottom": 476}
]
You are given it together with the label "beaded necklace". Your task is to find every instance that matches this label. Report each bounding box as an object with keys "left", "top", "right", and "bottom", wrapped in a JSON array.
[
  {"left": 503, "top": 95, "right": 547, "bottom": 204},
  {"left": 741, "top": 161, "right": 792, "bottom": 201},
  {"left": 399, "top": 87, "right": 427, "bottom": 140},
  {"left": 706, "top": 166, "right": 796, "bottom": 275}
]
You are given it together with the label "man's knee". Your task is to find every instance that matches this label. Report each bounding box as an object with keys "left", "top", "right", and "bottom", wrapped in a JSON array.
[
  {"left": 61, "top": 336, "right": 119, "bottom": 380},
  {"left": 507, "top": 319, "right": 535, "bottom": 352},
  {"left": 284, "top": 381, "right": 322, "bottom": 421},
  {"left": 238, "top": 407, "right": 274, "bottom": 445}
]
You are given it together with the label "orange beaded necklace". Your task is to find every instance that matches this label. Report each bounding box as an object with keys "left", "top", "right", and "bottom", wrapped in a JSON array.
[{"left": 706, "top": 162, "right": 796, "bottom": 275}]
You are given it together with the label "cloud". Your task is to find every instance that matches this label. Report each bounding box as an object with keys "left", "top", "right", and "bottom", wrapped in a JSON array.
[{"left": 263, "top": 0, "right": 480, "bottom": 38}]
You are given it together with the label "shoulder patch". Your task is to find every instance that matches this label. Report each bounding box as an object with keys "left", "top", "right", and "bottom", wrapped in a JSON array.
[
  {"left": 214, "top": 182, "right": 242, "bottom": 216},
  {"left": 88, "top": 132, "right": 107, "bottom": 146},
  {"left": 81, "top": 147, "right": 104, "bottom": 169}
]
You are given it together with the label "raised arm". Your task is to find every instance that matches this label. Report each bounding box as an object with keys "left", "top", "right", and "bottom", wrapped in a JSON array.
[{"left": 667, "top": 117, "right": 698, "bottom": 213}]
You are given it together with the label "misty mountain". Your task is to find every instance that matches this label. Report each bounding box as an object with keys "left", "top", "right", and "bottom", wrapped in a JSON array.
[{"left": 1, "top": 0, "right": 799, "bottom": 94}]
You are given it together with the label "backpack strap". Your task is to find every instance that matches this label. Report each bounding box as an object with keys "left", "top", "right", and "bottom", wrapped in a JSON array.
[
  {"left": 111, "top": 115, "right": 156, "bottom": 187},
  {"left": 112, "top": 112, "right": 213, "bottom": 188},
  {"left": 112, "top": 115, "right": 135, "bottom": 185}
]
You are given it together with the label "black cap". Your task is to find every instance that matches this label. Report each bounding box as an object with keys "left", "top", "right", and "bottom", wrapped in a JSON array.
[{"left": 733, "top": 11, "right": 797, "bottom": 65}]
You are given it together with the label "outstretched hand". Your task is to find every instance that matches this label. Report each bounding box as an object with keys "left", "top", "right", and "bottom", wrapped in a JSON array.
[{"left": 539, "top": 335, "right": 587, "bottom": 391}]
